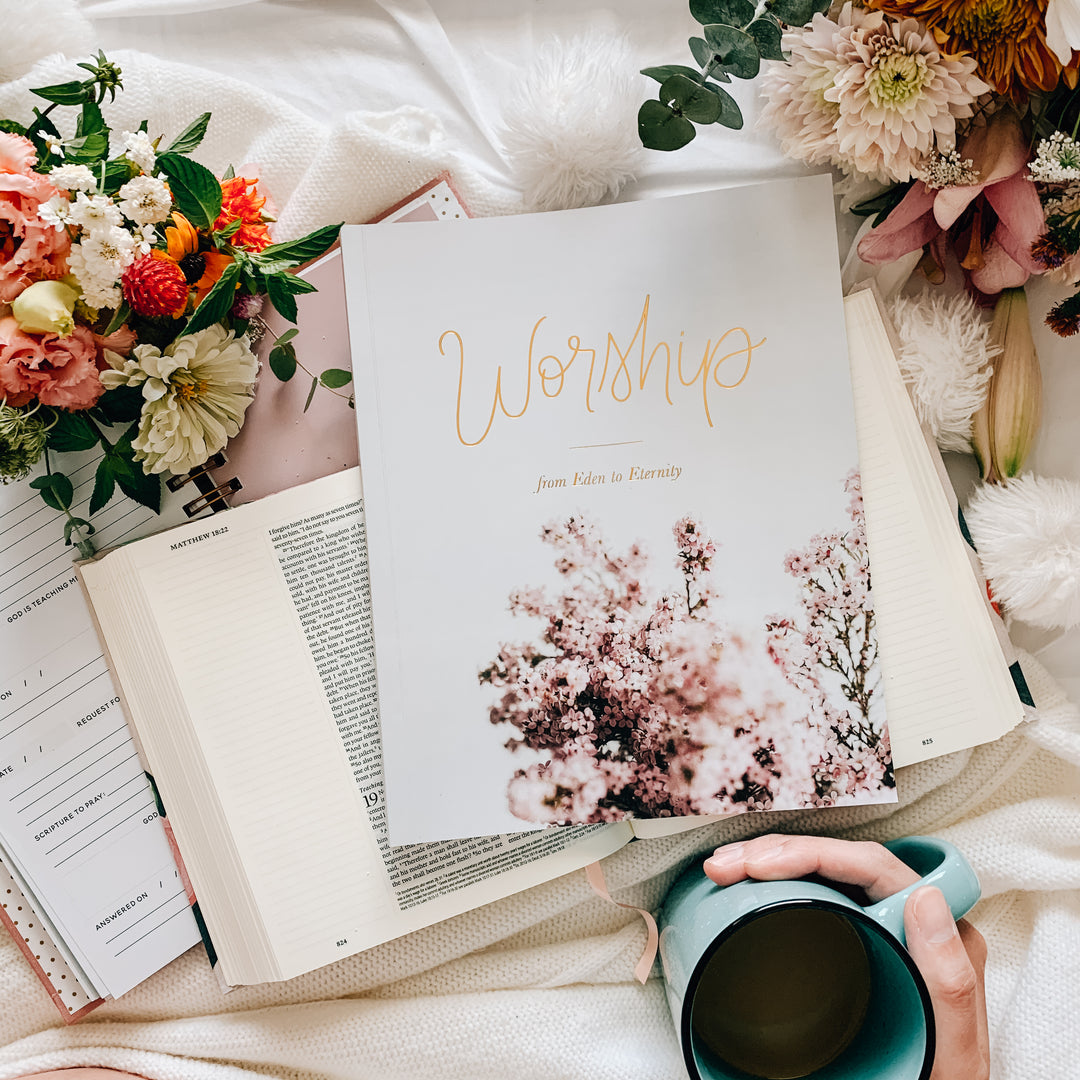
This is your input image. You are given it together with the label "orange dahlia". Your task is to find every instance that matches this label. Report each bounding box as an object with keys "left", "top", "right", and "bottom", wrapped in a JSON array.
[
  {"left": 122, "top": 251, "right": 189, "bottom": 318},
  {"left": 866, "top": 0, "right": 1070, "bottom": 96},
  {"left": 214, "top": 176, "right": 272, "bottom": 252}
]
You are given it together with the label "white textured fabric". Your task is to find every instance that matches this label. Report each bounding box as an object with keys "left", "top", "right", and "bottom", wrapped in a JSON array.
[{"left": 0, "top": 9, "right": 1077, "bottom": 1078}]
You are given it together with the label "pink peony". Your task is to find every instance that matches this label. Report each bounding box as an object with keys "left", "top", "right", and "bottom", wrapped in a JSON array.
[
  {"left": 0, "top": 133, "right": 71, "bottom": 304},
  {"left": 857, "top": 109, "right": 1045, "bottom": 296},
  {"left": 0, "top": 316, "right": 104, "bottom": 410}
]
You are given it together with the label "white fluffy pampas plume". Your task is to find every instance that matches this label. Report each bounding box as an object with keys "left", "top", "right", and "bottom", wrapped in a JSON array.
[
  {"left": 891, "top": 291, "right": 998, "bottom": 452},
  {"left": 966, "top": 475, "right": 1080, "bottom": 630},
  {"left": 500, "top": 33, "right": 643, "bottom": 211}
]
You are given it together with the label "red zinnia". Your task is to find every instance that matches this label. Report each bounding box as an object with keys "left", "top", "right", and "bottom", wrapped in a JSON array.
[
  {"left": 122, "top": 250, "right": 189, "bottom": 318},
  {"left": 214, "top": 176, "right": 272, "bottom": 252}
]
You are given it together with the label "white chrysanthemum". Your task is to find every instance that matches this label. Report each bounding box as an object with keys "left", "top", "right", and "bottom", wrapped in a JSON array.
[
  {"left": 49, "top": 163, "right": 98, "bottom": 193},
  {"left": 122, "top": 130, "right": 157, "bottom": 175},
  {"left": 67, "top": 192, "right": 123, "bottom": 232},
  {"left": 965, "top": 475, "right": 1080, "bottom": 630},
  {"left": 117, "top": 174, "right": 172, "bottom": 225},
  {"left": 831, "top": 15, "right": 989, "bottom": 183},
  {"left": 758, "top": 3, "right": 988, "bottom": 184},
  {"left": 758, "top": 7, "right": 874, "bottom": 172},
  {"left": 891, "top": 291, "right": 998, "bottom": 452},
  {"left": 101, "top": 325, "right": 259, "bottom": 474}
]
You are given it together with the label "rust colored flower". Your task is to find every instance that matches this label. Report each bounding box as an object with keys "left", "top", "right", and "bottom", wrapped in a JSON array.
[
  {"left": 122, "top": 251, "right": 189, "bottom": 318},
  {"left": 866, "top": 0, "right": 1070, "bottom": 96},
  {"left": 164, "top": 211, "right": 234, "bottom": 306},
  {"left": 214, "top": 176, "right": 272, "bottom": 252}
]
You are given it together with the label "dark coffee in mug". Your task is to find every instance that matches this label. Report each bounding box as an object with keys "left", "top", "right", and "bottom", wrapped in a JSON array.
[{"left": 690, "top": 906, "right": 873, "bottom": 1080}]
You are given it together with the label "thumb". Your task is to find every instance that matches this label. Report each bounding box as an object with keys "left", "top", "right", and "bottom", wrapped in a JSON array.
[{"left": 904, "top": 886, "right": 989, "bottom": 1080}]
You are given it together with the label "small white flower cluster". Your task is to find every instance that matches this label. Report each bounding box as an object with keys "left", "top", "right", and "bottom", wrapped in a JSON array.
[
  {"left": 1029, "top": 130, "right": 1080, "bottom": 184},
  {"left": 42, "top": 131, "right": 172, "bottom": 311},
  {"left": 919, "top": 148, "right": 981, "bottom": 190}
]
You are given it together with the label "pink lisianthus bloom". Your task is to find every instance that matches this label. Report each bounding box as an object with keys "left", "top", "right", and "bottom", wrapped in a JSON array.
[
  {"left": 857, "top": 110, "right": 1045, "bottom": 297},
  {"left": 0, "top": 133, "right": 71, "bottom": 304},
  {"left": 0, "top": 316, "right": 104, "bottom": 410}
]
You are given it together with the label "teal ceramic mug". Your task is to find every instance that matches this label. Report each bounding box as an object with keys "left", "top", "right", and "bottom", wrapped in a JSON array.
[{"left": 658, "top": 836, "right": 981, "bottom": 1080}]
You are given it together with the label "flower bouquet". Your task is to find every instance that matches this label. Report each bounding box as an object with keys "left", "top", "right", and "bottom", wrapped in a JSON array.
[
  {"left": 640, "top": 1, "right": 1080, "bottom": 632},
  {"left": 0, "top": 55, "right": 340, "bottom": 555}
]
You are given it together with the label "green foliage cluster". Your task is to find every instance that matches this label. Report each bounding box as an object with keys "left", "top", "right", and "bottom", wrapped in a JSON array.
[{"left": 638, "top": 0, "right": 831, "bottom": 151}]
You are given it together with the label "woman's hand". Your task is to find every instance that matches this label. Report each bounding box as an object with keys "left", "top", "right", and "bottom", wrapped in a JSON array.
[{"left": 703, "top": 834, "right": 990, "bottom": 1080}]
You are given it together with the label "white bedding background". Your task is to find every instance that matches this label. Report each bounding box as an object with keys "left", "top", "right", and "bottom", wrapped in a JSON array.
[{"left": 0, "top": 4, "right": 1077, "bottom": 1078}]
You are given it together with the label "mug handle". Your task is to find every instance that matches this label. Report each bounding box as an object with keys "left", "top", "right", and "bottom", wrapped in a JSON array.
[{"left": 863, "top": 836, "right": 981, "bottom": 945}]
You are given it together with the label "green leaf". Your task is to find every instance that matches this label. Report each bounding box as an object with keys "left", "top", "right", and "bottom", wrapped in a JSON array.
[
  {"left": 0, "top": 119, "right": 27, "bottom": 137},
  {"left": 63, "top": 517, "right": 95, "bottom": 545},
  {"left": 64, "top": 132, "right": 110, "bottom": 165},
  {"left": 48, "top": 411, "right": 99, "bottom": 453},
  {"left": 283, "top": 275, "right": 317, "bottom": 295},
  {"left": 765, "top": 0, "right": 825, "bottom": 26},
  {"left": 92, "top": 383, "right": 143, "bottom": 425},
  {"left": 268, "top": 340, "right": 297, "bottom": 382},
  {"left": 659, "top": 75, "right": 723, "bottom": 124},
  {"left": 165, "top": 112, "right": 211, "bottom": 155},
  {"left": 156, "top": 152, "right": 223, "bottom": 229},
  {"left": 850, "top": 181, "right": 914, "bottom": 226},
  {"left": 702, "top": 24, "right": 760, "bottom": 79},
  {"left": 76, "top": 101, "right": 107, "bottom": 138},
  {"left": 746, "top": 14, "right": 787, "bottom": 61},
  {"left": 319, "top": 368, "right": 352, "bottom": 389},
  {"left": 89, "top": 458, "right": 116, "bottom": 516},
  {"left": 101, "top": 157, "right": 134, "bottom": 195},
  {"left": 26, "top": 110, "right": 61, "bottom": 168},
  {"left": 303, "top": 376, "right": 318, "bottom": 413},
  {"left": 707, "top": 84, "right": 744, "bottom": 129},
  {"left": 214, "top": 218, "right": 242, "bottom": 242},
  {"left": 115, "top": 465, "right": 161, "bottom": 513},
  {"left": 31, "top": 80, "right": 90, "bottom": 106},
  {"left": 179, "top": 261, "right": 241, "bottom": 336},
  {"left": 689, "top": 36, "right": 713, "bottom": 68},
  {"left": 638, "top": 99, "right": 697, "bottom": 152},
  {"left": 221, "top": 163, "right": 235, "bottom": 181},
  {"left": 266, "top": 274, "right": 298, "bottom": 323},
  {"left": 640, "top": 65, "right": 704, "bottom": 84},
  {"left": 690, "top": 0, "right": 756, "bottom": 27},
  {"left": 30, "top": 472, "right": 74, "bottom": 512},
  {"left": 258, "top": 223, "right": 343, "bottom": 266},
  {"left": 102, "top": 300, "right": 132, "bottom": 337}
]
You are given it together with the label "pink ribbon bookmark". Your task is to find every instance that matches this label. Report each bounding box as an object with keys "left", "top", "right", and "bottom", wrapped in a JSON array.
[{"left": 584, "top": 861, "right": 660, "bottom": 984}]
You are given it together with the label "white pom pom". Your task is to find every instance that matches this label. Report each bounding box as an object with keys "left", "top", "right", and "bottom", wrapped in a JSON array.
[
  {"left": 890, "top": 290, "right": 998, "bottom": 452},
  {"left": 500, "top": 33, "right": 643, "bottom": 211},
  {"left": 0, "top": 0, "right": 96, "bottom": 84},
  {"left": 965, "top": 475, "right": 1080, "bottom": 630}
]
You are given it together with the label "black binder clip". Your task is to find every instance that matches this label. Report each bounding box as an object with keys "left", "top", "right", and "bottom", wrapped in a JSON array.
[{"left": 166, "top": 452, "right": 243, "bottom": 517}]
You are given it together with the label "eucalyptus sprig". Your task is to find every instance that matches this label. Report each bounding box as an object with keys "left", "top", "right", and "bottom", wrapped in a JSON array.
[{"left": 638, "top": 0, "right": 831, "bottom": 151}]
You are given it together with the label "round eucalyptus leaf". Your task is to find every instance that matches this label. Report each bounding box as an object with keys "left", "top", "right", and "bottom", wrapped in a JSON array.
[
  {"left": 688, "top": 36, "right": 713, "bottom": 68},
  {"left": 641, "top": 65, "right": 704, "bottom": 84},
  {"left": 660, "top": 74, "right": 723, "bottom": 124},
  {"left": 702, "top": 23, "right": 761, "bottom": 79},
  {"left": 765, "top": 0, "right": 817, "bottom": 27},
  {"left": 638, "top": 100, "right": 697, "bottom": 151},
  {"left": 690, "top": 0, "right": 756, "bottom": 28},
  {"left": 746, "top": 14, "right": 787, "bottom": 61},
  {"left": 707, "top": 83, "right": 745, "bottom": 130}
]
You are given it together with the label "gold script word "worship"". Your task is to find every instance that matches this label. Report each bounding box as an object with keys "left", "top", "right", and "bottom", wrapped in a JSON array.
[{"left": 440, "top": 295, "right": 767, "bottom": 447}]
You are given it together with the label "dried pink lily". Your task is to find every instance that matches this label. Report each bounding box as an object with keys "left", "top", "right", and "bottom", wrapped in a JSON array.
[{"left": 858, "top": 109, "right": 1046, "bottom": 296}]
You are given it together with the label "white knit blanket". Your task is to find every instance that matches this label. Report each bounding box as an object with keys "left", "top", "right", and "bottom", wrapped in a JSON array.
[{"left": 1, "top": 25, "right": 1079, "bottom": 1080}]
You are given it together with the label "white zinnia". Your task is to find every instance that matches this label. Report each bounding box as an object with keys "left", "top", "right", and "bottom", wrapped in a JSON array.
[
  {"left": 122, "top": 130, "right": 157, "bottom": 175},
  {"left": 101, "top": 324, "right": 259, "bottom": 475},
  {"left": 49, "top": 163, "right": 97, "bottom": 193},
  {"left": 117, "top": 174, "right": 172, "bottom": 225},
  {"left": 1045, "top": 0, "right": 1080, "bottom": 64}
]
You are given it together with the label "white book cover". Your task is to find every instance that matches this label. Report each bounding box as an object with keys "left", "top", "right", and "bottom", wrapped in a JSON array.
[{"left": 344, "top": 175, "right": 897, "bottom": 845}]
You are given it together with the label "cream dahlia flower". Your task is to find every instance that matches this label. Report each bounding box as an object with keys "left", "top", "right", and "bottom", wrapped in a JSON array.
[
  {"left": 101, "top": 324, "right": 258, "bottom": 474},
  {"left": 758, "top": 3, "right": 989, "bottom": 184}
]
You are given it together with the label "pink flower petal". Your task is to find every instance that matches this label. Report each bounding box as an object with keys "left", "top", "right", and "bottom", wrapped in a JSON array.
[
  {"left": 856, "top": 183, "right": 938, "bottom": 265},
  {"left": 969, "top": 240, "right": 1031, "bottom": 293},
  {"left": 982, "top": 173, "right": 1045, "bottom": 274}
]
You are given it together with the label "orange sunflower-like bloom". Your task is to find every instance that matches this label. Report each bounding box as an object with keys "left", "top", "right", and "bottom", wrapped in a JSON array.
[
  {"left": 164, "top": 211, "right": 235, "bottom": 306},
  {"left": 122, "top": 251, "right": 189, "bottom": 318},
  {"left": 866, "top": 0, "right": 1071, "bottom": 96},
  {"left": 214, "top": 176, "right": 272, "bottom": 252}
]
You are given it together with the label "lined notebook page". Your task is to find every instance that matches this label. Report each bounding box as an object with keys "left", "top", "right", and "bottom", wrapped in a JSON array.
[{"left": 844, "top": 288, "right": 1024, "bottom": 765}]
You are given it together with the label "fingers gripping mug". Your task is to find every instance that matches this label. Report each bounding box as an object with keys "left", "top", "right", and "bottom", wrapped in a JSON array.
[{"left": 658, "top": 836, "right": 981, "bottom": 1080}]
